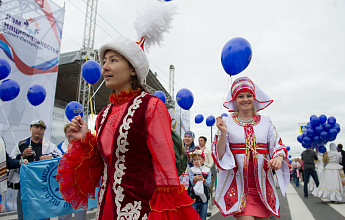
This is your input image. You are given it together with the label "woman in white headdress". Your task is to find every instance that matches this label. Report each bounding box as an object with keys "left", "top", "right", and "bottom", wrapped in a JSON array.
[
  {"left": 312, "top": 143, "right": 345, "bottom": 202},
  {"left": 212, "top": 77, "right": 289, "bottom": 219}
]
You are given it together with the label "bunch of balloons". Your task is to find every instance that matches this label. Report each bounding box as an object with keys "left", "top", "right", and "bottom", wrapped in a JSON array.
[{"left": 297, "top": 115, "right": 340, "bottom": 152}]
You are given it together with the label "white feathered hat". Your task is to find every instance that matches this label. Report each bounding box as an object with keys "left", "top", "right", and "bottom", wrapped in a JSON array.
[
  {"left": 99, "top": 1, "right": 177, "bottom": 84},
  {"left": 223, "top": 76, "right": 273, "bottom": 112}
]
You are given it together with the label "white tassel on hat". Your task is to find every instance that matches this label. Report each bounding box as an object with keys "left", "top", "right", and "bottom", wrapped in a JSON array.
[
  {"left": 99, "top": 0, "right": 177, "bottom": 84},
  {"left": 134, "top": 0, "right": 178, "bottom": 51}
]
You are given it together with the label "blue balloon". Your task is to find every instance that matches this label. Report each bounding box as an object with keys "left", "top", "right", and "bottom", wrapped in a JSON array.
[
  {"left": 286, "top": 146, "right": 290, "bottom": 151},
  {"left": 307, "top": 122, "right": 311, "bottom": 128},
  {"left": 302, "top": 143, "right": 311, "bottom": 149},
  {"left": 289, "top": 160, "right": 292, "bottom": 164},
  {"left": 319, "top": 114, "right": 327, "bottom": 124},
  {"left": 288, "top": 155, "right": 292, "bottom": 158},
  {"left": 306, "top": 128, "right": 314, "bottom": 137},
  {"left": 65, "top": 101, "right": 84, "bottom": 121},
  {"left": 323, "top": 123, "right": 332, "bottom": 132},
  {"left": 297, "top": 135, "right": 303, "bottom": 143},
  {"left": 0, "top": 79, "right": 20, "bottom": 101},
  {"left": 81, "top": 60, "right": 102, "bottom": 84},
  {"left": 206, "top": 116, "right": 216, "bottom": 127},
  {"left": 313, "top": 136, "right": 321, "bottom": 145},
  {"left": 221, "top": 37, "right": 252, "bottom": 76},
  {"left": 303, "top": 136, "right": 312, "bottom": 145},
  {"left": 195, "top": 114, "right": 204, "bottom": 124},
  {"left": 320, "top": 131, "right": 329, "bottom": 141},
  {"left": 0, "top": 58, "right": 11, "bottom": 80},
  {"left": 328, "top": 128, "right": 338, "bottom": 138},
  {"left": 302, "top": 130, "right": 307, "bottom": 137},
  {"left": 310, "top": 115, "right": 318, "bottom": 121},
  {"left": 27, "top": 85, "right": 46, "bottom": 106},
  {"left": 318, "top": 146, "right": 327, "bottom": 153},
  {"left": 333, "top": 123, "right": 340, "bottom": 133},
  {"left": 154, "top": 91, "right": 166, "bottom": 104},
  {"left": 311, "top": 117, "right": 320, "bottom": 128},
  {"left": 314, "top": 125, "right": 324, "bottom": 135},
  {"left": 176, "top": 88, "right": 194, "bottom": 110},
  {"left": 329, "top": 135, "right": 337, "bottom": 142},
  {"left": 327, "top": 116, "right": 336, "bottom": 126},
  {"left": 221, "top": 113, "right": 228, "bottom": 117}
]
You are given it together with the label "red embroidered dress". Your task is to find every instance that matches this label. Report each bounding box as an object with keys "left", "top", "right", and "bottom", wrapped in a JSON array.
[
  {"left": 57, "top": 89, "right": 199, "bottom": 220},
  {"left": 211, "top": 115, "right": 289, "bottom": 218}
]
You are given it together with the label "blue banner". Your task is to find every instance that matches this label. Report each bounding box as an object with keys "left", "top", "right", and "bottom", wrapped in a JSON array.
[{"left": 20, "top": 158, "right": 98, "bottom": 220}]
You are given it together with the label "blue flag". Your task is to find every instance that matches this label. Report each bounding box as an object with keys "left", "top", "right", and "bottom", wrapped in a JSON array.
[{"left": 20, "top": 158, "right": 98, "bottom": 220}]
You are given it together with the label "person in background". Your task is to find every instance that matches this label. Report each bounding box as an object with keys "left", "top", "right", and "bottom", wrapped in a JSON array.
[
  {"left": 291, "top": 158, "right": 301, "bottom": 187},
  {"left": 197, "top": 136, "right": 213, "bottom": 169},
  {"left": 10, "top": 120, "right": 60, "bottom": 220},
  {"left": 197, "top": 136, "right": 215, "bottom": 217},
  {"left": 180, "top": 131, "right": 196, "bottom": 191},
  {"left": 299, "top": 158, "right": 304, "bottom": 182},
  {"left": 308, "top": 150, "right": 324, "bottom": 192},
  {"left": 337, "top": 144, "right": 345, "bottom": 173},
  {"left": 301, "top": 147, "right": 319, "bottom": 198},
  {"left": 313, "top": 143, "right": 345, "bottom": 202},
  {"left": 0, "top": 137, "right": 28, "bottom": 213},
  {"left": 189, "top": 150, "right": 211, "bottom": 220},
  {"left": 56, "top": 124, "right": 87, "bottom": 220}
]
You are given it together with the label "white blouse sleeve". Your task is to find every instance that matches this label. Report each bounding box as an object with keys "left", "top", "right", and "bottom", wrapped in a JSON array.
[
  {"left": 267, "top": 116, "right": 289, "bottom": 196},
  {"left": 211, "top": 119, "right": 236, "bottom": 171}
]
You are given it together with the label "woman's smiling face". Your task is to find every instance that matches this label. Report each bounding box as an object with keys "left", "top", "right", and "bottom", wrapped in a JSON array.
[{"left": 235, "top": 92, "right": 254, "bottom": 113}]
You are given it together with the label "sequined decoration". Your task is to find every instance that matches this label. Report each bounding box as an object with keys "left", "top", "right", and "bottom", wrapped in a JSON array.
[
  {"left": 224, "top": 175, "right": 238, "bottom": 211},
  {"left": 266, "top": 176, "right": 276, "bottom": 211}
]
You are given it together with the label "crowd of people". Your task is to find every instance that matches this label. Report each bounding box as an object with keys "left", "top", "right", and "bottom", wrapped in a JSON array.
[
  {"left": 1, "top": 120, "right": 89, "bottom": 220},
  {"left": 0, "top": 34, "right": 343, "bottom": 220},
  {"left": 290, "top": 143, "right": 345, "bottom": 203}
]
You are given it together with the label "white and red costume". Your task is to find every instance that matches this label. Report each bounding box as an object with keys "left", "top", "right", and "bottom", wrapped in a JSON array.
[{"left": 212, "top": 77, "right": 289, "bottom": 218}]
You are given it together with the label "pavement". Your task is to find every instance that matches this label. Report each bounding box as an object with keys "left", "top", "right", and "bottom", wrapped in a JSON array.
[{"left": 1, "top": 181, "right": 345, "bottom": 219}]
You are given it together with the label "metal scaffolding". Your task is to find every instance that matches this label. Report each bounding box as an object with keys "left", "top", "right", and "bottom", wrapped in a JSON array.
[{"left": 77, "top": 0, "right": 99, "bottom": 121}]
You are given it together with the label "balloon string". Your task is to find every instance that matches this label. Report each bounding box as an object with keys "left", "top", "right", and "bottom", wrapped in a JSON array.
[
  {"left": 88, "top": 83, "right": 96, "bottom": 135},
  {"left": 86, "top": 79, "right": 105, "bottom": 107},
  {"left": 0, "top": 102, "right": 17, "bottom": 146},
  {"left": 216, "top": 128, "right": 290, "bottom": 176},
  {"left": 218, "top": 76, "right": 232, "bottom": 114}
]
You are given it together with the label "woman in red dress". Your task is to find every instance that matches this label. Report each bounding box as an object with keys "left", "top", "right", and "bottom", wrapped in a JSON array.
[{"left": 57, "top": 36, "right": 200, "bottom": 220}]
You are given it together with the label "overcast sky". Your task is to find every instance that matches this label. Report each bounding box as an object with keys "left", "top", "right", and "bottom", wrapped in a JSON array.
[{"left": 55, "top": 0, "right": 345, "bottom": 158}]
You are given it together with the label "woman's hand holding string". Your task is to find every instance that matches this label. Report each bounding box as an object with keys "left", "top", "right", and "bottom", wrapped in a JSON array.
[
  {"left": 70, "top": 115, "right": 89, "bottom": 140},
  {"left": 216, "top": 116, "right": 227, "bottom": 160},
  {"left": 267, "top": 156, "right": 283, "bottom": 170}
]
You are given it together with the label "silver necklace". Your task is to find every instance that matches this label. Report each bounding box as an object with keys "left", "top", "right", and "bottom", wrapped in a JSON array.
[{"left": 238, "top": 117, "right": 254, "bottom": 125}]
